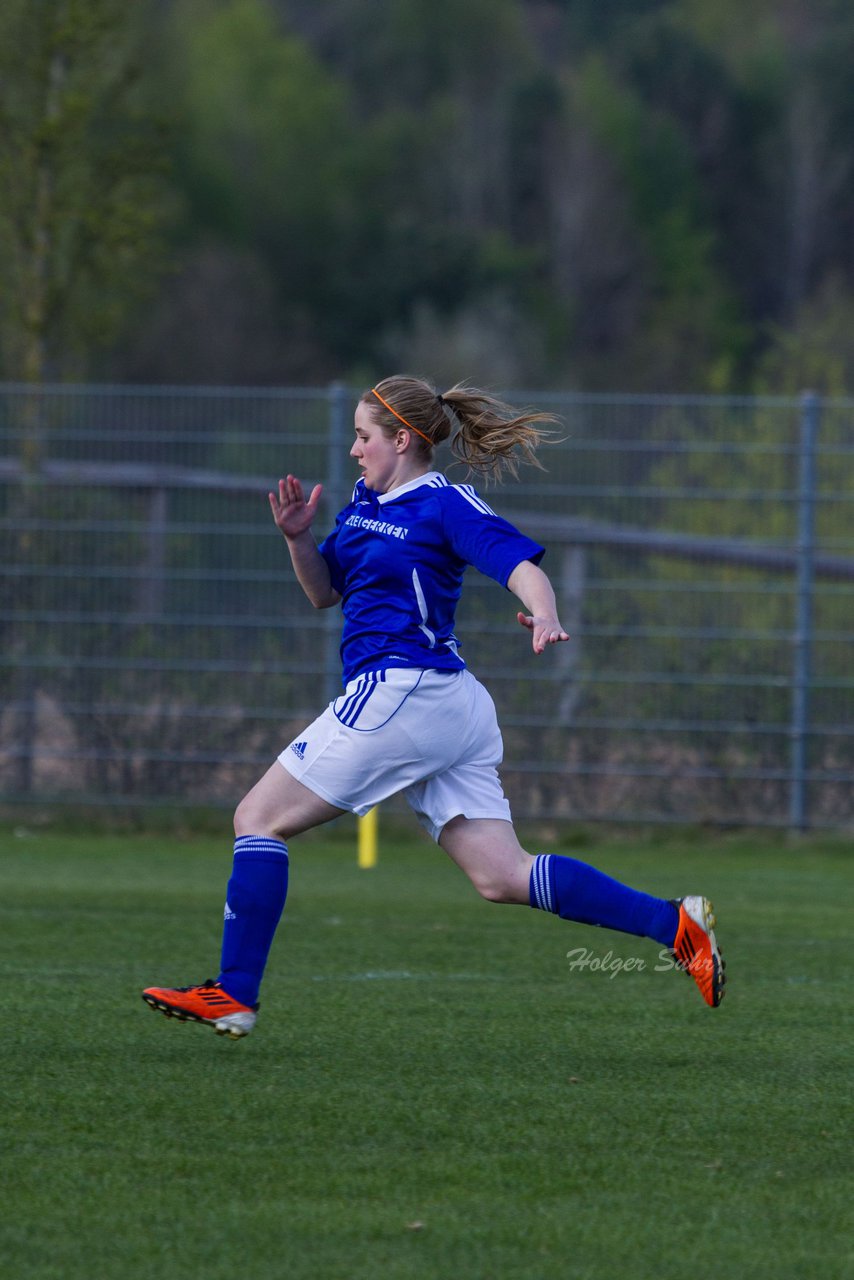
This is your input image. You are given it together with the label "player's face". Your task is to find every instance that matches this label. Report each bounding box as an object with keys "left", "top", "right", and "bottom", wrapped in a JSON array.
[{"left": 350, "top": 402, "right": 401, "bottom": 492}]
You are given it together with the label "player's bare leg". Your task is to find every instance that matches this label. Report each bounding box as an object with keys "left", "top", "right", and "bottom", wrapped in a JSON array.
[
  {"left": 234, "top": 761, "right": 344, "bottom": 840},
  {"left": 438, "top": 814, "right": 724, "bottom": 1006},
  {"left": 439, "top": 816, "right": 533, "bottom": 904}
]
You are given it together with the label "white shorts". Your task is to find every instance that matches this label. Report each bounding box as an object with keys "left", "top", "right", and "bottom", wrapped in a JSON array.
[{"left": 278, "top": 667, "right": 512, "bottom": 842}]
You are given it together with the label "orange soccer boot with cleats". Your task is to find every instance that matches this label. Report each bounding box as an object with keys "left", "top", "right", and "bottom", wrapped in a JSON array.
[
  {"left": 671, "top": 896, "right": 726, "bottom": 1008},
  {"left": 141, "top": 979, "right": 258, "bottom": 1039}
]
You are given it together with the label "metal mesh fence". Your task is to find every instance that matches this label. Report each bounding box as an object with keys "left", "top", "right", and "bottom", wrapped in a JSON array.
[{"left": 1, "top": 383, "right": 852, "bottom": 828}]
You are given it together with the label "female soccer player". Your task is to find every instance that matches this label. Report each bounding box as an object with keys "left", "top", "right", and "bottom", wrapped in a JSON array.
[{"left": 142, "top": 376, "right": 725, "bottom": 1037}]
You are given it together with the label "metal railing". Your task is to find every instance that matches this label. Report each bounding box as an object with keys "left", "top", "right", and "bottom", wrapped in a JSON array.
[{"left": 1, "top": 382, "right": 852, "bottom": 829}]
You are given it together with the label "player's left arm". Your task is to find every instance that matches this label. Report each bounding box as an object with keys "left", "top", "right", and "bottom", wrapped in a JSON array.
[{"left": 507, "top": 559, "right": 570, "bottom": 655}]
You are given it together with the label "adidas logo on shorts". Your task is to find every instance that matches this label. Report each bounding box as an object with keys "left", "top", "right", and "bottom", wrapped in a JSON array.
[{"left": 290, "top": 740, "right": 308, "bottom": 760}]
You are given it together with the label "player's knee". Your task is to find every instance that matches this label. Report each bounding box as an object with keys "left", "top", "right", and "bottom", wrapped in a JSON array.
[
  {"left": 233, "top": 798, "right": 252, "bottom": 837},
  {"left": 233, "top": 795, "right": 280, "bottom": 840},
  {"left": 470, "top": 872, "right": 519, "bottom": 905},
  {"left": 479, "top": 883, "right": 514, "bottom": 904}
]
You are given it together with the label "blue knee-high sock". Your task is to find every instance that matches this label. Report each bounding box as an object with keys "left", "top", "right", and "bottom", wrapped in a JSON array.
[
  {"left": 217, "top": 835, "right": 289, "bottom": 1006},
  {"left": 529, "top": 854, "right": 678, "bottom": 947}
]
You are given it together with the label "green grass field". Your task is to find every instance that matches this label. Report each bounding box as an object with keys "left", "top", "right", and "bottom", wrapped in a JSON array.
[{"left": 2, "top": 821, "right": 852, "bottom": 1280}]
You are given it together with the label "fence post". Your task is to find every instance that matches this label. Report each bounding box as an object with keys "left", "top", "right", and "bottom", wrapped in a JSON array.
[
  {"left": 789, "top": 390, "right": 819, "bottom": 832},
  {"left": 323, "top": 382, "right": 350, "bottom": 707},
  {"left": 12, "top": 386, "right": 46, "bottom": 797},
  {"left": 557, "top": 545, "right": 585, "bottom": 723},
  {"left": 136, "top": 486, "right": 167, "bottom": 617}
]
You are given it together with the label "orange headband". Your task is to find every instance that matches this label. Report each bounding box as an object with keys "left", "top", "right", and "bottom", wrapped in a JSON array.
[{"left": 370, "top": 387, "right": 434, "bottom": 447}]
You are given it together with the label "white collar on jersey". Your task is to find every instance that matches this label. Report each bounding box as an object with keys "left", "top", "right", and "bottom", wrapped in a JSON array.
[{"left": 376, "top": 471, "right": 445, "bottom": 505}]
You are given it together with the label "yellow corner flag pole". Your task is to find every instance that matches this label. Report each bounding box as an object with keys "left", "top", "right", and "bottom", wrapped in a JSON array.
[{"left": 358, "top": 807, "right": 378, "bottom": 869}]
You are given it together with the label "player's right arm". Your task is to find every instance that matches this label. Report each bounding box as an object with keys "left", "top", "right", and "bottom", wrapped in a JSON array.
[{"left": 269, "top": 475, "right": 341, "bottom": 609}]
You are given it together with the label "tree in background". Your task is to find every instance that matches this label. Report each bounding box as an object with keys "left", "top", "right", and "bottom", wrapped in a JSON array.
[
  {"left": 122, "top": 0, "right": 541, "bottom": 384},
  {"left": 0, "top": 0, "right": 174, "bottom": 794},
  {"left": 0, "top": 0, "right": 172, "bottom": 386},
  {"left": 5, "top": 0, "right": 854, "bottom": 392}
]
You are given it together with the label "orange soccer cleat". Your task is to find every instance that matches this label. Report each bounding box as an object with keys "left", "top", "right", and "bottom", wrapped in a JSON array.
[
  {"left": 671, "top": 896, "right": 726, "bottom": 1008},
  {"left": 141, "top": 980, "right": 258, "bottom": 1039}
]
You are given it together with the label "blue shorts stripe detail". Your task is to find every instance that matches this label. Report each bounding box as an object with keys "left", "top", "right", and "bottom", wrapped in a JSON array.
[
  {"left": 336, "top": 673, "right": 368, "bottom": 723},
  {"left": 341, "top": 672, "right": 378, "bottom": 726},
  {"left": 343, "top": 675, "right": 376, "bottom": 727}
]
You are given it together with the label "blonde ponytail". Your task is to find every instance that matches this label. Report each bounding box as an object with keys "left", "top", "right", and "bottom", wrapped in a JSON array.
[
  {"left": 363, "top": 376, "right": 557, "bottom": 481},
  {"left": 439, "top": 384, "right": 555, "bottom": 480}
]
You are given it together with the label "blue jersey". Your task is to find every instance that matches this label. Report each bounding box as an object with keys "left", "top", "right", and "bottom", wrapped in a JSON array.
[{"left": 318, "top": 471, "right": 545, "bottom": 684}]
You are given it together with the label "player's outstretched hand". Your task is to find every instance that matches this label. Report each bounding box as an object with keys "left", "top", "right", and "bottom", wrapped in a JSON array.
[
  {"left": 269, "top": 475, "right": 323, "bottom": 539},
  {"left": 516, "top": 611, "right": 570, "bottom": 655}
]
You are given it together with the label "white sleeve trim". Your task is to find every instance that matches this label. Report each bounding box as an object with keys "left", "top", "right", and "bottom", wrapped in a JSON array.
[{"left": 450, "top": 483, "right": 497, "bottom": 517}]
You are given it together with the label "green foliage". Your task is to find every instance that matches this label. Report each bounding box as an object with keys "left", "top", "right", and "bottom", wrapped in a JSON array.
[
  {"left": 173, "top": 0, "right": 351, "bottom": 247},
  {"left": 755, "top": 278, "right": 854, "bottom": 396},
  {"left": 162, "top": 0, "right": 542, "bottom": 373},
  {"left": 0, "top": 0, "right": 174, "bottom": 379},
  {"left": 574, "top": 52, "right": 747, "bottom": 389},
  {"left": 6, "top": 0, "right": 854, "bottom": 389}
]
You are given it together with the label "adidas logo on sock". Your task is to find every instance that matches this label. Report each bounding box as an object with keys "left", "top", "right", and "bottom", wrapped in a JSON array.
[
  {"left": 223, "top": 900, "right": 236, "bottom": 921},
  {"left": 290, "top": 740, "right": 308, "bottom": 760}
]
